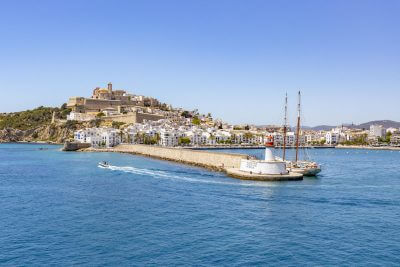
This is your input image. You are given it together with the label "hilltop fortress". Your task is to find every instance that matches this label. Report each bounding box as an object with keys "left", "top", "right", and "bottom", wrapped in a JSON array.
[
  {"left": 67, "top": 82, "right": 160, "bottom": 113},
  {"left": 66, "top": 83, "right": 165, "bottom": 123}
]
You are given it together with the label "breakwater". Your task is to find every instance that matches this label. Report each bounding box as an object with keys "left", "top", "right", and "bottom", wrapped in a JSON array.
[
  {"left": 63, "top": 141, "right": 91, "bottom": 151},
  {"left": 85, "top": 144, "right": 303, "bottom": 181},
  {"left": 87, "top": 144, "right": 250, "bottom": 171},
  {"left": 187, "top": 145, "right": 265, "bottom": 150}
]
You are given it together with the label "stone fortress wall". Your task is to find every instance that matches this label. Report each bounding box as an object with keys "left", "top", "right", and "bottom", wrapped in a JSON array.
[{"left": 103, "top": 112, "right": 165, "bottom": 124}]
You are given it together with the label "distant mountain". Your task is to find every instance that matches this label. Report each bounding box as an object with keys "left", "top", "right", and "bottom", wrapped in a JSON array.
[
  {"left": 306, "top": 120, "right": 400, "bottom": 131},
  {"left": 355, "top": 120, "right": 400, "bottom": 130},
  {"left": 309, "top": 125, "right": 336, "bottom": 131}
]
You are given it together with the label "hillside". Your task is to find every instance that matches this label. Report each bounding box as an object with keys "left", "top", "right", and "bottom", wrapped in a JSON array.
[{"left": 0, "top": 106, "right": 90, "bottom": 143}]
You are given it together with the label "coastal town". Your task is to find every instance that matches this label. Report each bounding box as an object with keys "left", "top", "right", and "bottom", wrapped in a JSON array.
[{"left": 67, "top": 83, "right": 400, "bottom": 149}]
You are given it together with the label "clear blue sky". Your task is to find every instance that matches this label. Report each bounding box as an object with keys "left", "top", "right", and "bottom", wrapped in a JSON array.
[{"left": 1, "top": 0, "right": 399, "bottom": 126}]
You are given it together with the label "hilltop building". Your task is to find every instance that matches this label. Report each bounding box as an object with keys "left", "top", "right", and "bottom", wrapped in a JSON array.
[
  {"left": 66, "top": 82, "right": 164, "bottom": 123},
  {"left": 67, "top": 82, "right": 160, "bottom": 113}
]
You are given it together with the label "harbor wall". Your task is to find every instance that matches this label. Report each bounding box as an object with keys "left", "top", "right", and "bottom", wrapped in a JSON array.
[
  {"left": 63, "top": 141, "right": 91, "bottom": 151},
  {"left": 90, "top": 144, "right": 249, "bottom": 170}
]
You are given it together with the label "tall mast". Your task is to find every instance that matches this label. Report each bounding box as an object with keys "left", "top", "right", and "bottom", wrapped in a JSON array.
[
  {"left": 295, "top": 91, "right": 301, "bottom": 163},
  {"left": 282, "top": 93, "right": 288, "bottom": 161}
]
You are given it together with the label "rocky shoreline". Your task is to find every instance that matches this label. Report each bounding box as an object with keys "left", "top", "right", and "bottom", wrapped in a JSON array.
[{"left": 0, "top": 121, "right": 92, "bottom": 144}]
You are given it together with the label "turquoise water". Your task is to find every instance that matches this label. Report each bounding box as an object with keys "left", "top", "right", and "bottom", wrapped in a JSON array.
[{"left": 1, "top": 143, "right": 400, "bottom": 265}]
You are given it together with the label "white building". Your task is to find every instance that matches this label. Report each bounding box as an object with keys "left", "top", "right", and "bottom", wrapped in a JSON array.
[
  {"left": 159, "top": 129, "right": 184, "bottom": 147},
  {"left": 272, "top": 132, "right": 305, "bottom": 146},
  {"left": 74, "top": 128, "right": 121, "bottom": 148},
  {"left": 325, "top": 132, "right": 339, "bottom": 145},
  {"left": 390, "top": 133, "right": 400, "bottom": 145},
  {"left": 185, "top": 130, "right": 207, "bottom": 145},
  {"left": 215, "top": 131, "right": 231, "bottom": 143},
  {"left": 369, "top": 125, "right": 386, "bottom": 138}
]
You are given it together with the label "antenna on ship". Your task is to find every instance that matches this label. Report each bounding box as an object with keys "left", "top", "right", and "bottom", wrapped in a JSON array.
[
  {"left": 295, "top": 91, "right": 301, "bottom": 163},
  {"left": 283, "top": 92, "right": 288, "bottom": 161}
]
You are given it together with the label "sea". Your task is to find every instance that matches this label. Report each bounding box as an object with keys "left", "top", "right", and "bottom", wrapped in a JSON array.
[{"left": 1, "top": 143, "right": 399, "bottom": 266}]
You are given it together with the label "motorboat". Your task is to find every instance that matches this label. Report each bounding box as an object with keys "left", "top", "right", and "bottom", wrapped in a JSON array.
[{"left": 98, "top": 161, "right": 109, "bottom": 168}]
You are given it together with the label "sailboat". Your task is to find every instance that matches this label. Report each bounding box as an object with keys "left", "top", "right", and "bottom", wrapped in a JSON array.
[{"left": 287, "top": 91, "right": 321, "bottom": 176}]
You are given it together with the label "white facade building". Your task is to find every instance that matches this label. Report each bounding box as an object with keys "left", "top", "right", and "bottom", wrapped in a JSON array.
[
  {"left": 159, "top": 129, "right": 183, "bottom": 147},
  {"left": 74, "top": 128, "right": 121, "bottom": 148},
  {"left": 369, "top": 125, "right": 386, "bottom": 138},
  {"left": 325, "top": 132, "right": 339, "bottom": 145}
]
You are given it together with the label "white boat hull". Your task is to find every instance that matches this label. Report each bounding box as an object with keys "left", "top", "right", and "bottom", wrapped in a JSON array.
[
  {"left": 98, "top": 163, "right": 109, "bottom": 168},
  {"left": 286, "top": 160, "right": 321, "bottom": 176},
  {"left": 290, "top": 167, "right": 321, "bottom": 176}
]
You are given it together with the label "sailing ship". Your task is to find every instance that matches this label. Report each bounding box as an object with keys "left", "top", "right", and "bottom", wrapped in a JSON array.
[{"left": 280, "top": 91, "right": 321, "bottom": 176}]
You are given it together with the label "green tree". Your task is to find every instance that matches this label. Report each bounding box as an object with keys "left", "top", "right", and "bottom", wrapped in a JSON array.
[
  {"left": 155, "top": 133, "right": 161, "bottom": 143},
  {"left": 244, "top": 132, "right": 254, "bottom": 139},
  {"left": 135, "top": 132, "right": 142, "bottom": 144},
  {"left": 0, "top": 106, "right": 56, "bottom": 130},
  {"left": 192, "top": 116, "right": 201, "bottom": 125},
  {"left": 65, "top": 120, "right": 78, "bottom": 129},
  {"left": 385, "top": 132, "right": 392, "bottom": 143},
  {"left": 178, "top": 137, "right": 191, "bottom": 146}
]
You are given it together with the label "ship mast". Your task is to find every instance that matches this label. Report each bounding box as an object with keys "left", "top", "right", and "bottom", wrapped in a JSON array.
[
  {"left": 295, "top": 91, "right": 301, "bottom": 163},
  {"left": 282, "top": 93, "right": 288, "bottom": 161}
]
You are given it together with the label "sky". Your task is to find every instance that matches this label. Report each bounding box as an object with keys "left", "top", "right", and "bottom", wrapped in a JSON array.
[{"left": 0, "top": 0, "right": 399, "bottom": 126}]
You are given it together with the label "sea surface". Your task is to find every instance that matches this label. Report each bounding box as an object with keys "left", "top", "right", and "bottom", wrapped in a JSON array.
[{"left": 1, "top": 143, "right": 400, "bottom": 266}]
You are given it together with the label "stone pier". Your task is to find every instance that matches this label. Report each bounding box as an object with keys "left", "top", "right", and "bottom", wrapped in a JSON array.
[{"left": 84, "top": 144, "right": 303, "bottom": 181}]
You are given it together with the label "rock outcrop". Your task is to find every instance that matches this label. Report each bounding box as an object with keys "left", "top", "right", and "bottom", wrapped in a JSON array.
[{"left": 0, "top": 122, "right": 89, "bottom": 143}]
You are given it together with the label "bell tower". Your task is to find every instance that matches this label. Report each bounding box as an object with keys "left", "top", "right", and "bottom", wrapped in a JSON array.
[{"left": 107, "top": 82, "right": 112, "bottom": 93}]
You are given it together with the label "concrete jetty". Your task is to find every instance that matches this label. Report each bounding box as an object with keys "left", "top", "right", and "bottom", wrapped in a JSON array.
[
  {"left": 63, "top": 141, "right": 91, "bottom": 151},
  {"left": 84, "top": 144, "right": 303, "bottom": 181}
]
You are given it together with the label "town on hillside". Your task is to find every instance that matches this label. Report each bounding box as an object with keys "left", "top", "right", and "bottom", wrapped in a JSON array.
[{"left": 66, "top": 83, "right": 400, "bottom": 148}]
